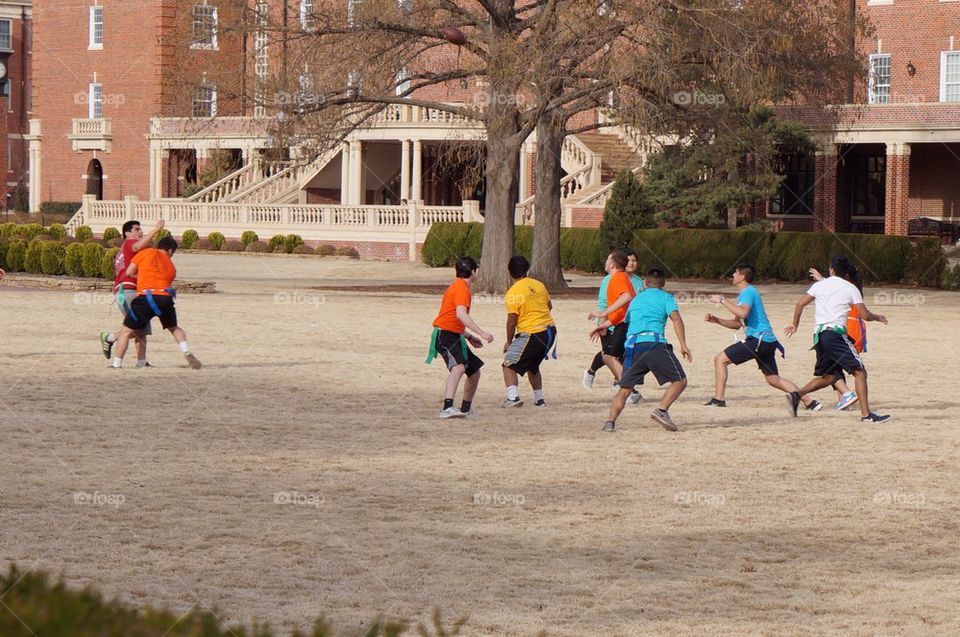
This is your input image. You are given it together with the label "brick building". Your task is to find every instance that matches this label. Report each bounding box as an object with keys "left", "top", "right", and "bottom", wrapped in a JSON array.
[{"left": 0, "top": 0, "right": 30, "bottom": 211}]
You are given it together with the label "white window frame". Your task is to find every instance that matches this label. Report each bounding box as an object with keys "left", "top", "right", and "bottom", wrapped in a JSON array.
[
  {"left": 395, "top": 68, "right": 411, "bottom": 96},
  {"left": 0, "top": 19, "right": 12, "bottom": 51},
  {"left": 191, "top": 4, "right": 218, "bottom": 50},
  {"left": 941, "top": 51, "right": 960, "bottom": 102},
  {"left": 89, "top": 6, "right": 104, "bottom": 49},
  {"left": 254, "top": 1, "right": 269, "bottom": 117},
  {"left": 300, "top": 0, "right": 315, "bottom": 31},
  {"left": 193, "top": 83, "right": 217, "bottom": 118},
  {"left": 89, "top": 83, "right": 103, "bottom": 119},
  {"left": 868, "top": 54, "right": 891, "bottom": 104}
]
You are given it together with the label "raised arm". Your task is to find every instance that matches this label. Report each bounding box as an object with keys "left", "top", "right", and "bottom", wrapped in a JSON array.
[{"left": 132, "top": 219, "right": 165, "bottom": 252}]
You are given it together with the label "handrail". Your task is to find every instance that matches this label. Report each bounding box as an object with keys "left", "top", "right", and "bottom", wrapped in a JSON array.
[
  {"left": 185, "top": 163, "right": 255, "bottom": 202},
  {"left": 516, "top": 165, "right": 591, "bottom": 225}
]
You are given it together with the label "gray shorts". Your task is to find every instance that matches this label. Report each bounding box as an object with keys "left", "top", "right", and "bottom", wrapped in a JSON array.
[{"left": 116, "top": 288, "right": 152, "bottom": 335}]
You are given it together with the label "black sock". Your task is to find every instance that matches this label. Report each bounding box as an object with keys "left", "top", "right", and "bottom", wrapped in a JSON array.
[
  {"left": 589, "top": 352, "right": 605, "bottom": 373},
  {"left": 460, "top": 400, "right": 472, "bottom": 412},
  {"left": 443, "top": 399, "right": 454, "bottom": 410}
]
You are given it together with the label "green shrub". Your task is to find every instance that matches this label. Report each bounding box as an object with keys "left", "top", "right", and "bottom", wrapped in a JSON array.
[
  {"left": 284, "top": 233, "right": 304, "bottom": 253},
  {"left": 292, "top": 244, "right": 314, "bottom": 255},
  {"left": 84, "top": 237, "right": 104, "bottom": 246},
  {"left": 315, "top": 244, "right": 336, "bottom": 256},
  {"left": 421, "top": 222, "right": 477, "bottom": 266},
  {"left": 24, "top": 241, "right": 43, "bottom": 273},
  {"left": 74, "top": 225, "right": 93, "bottom": 242},
  {"left": 105, "top": 238, "right": 122, "bottom": 248},
  {"left": 20, "top": 223, "right": 44, "bottom": 240},
  {"left": 31, "top": 234, "right": 55, "bottom": 244},
  {"left": 0, "top": 242, "right": 7, "bottom": 270},
  {"left": 155, "top": 228, "right": 172, "bottom": 244},
  {"left": 245, "top": 240, "right": 270, "bottom": 253},
  {"left": 102, "top": 227, "right": 121, "bottom": 242},
  {"left": 64, "top": 243, "right": 85, "bottom": 276},
  {"left": 268, "top": 234, "right": 286, "bottom": 251},
  {"left": 334, "top": 246, "right": 360, "bottom": 258},
  {"left": 513, "top": 226, "right": 534, "bottom": 260},
  {"left": 222, "top": 240, "right": 245, "bottom": 252},
  {"left": 59, "top": 236, "right": 77, "bottom": 245},
  {"left": 82, "top": 243, "right": 104, "bottom": 278},
  {"left": 39, "top": 201, "right": 82, "bottom": 217},
  {"left": 904, "top": 238, "right": 946, "bottom": 287},
  {"left": 0, "top": 222, "right": 16, "bottom": 239},
  {"left": 559, "top": 227, "right": 607, "bottom": 273},
  {"left": 40, "top": 241, "right": 66, "bottom": 275},
  {"left": 240, "top": 230, "right": 259, "bottom": 246},
  {"left": 5, "top": 240, "right": 27, "bottom": 271},
  {"left": 101, "top": 247, "right": 119, "bottom": 280},
  {"left": 45, "top": 223, "right": 67, "bottom": 239},
  {"left": 599, "top": 171, "right": 656, "bottom": 250},
  {"left": 941, "top": 262, "right": 960, "bottom": 290},
  {"left": 207, "top": 232, "right": 226, "bottom": 250},
  {"left": 181, "top": 229, "right": 199, "bottom": 249}
]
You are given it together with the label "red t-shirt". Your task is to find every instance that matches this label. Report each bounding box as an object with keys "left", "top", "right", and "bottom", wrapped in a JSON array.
[
  {"left": 113, "top": 239, "right": 138, "bottom": 292},
  {"left": 433, "top": 278, "right": 471, "bottom": 333},
  {"left": 606, "top": 271, "right": 634, "bottom": 326}
]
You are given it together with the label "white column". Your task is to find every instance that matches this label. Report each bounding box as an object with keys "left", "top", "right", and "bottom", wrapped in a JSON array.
[
  {"left": 349, "top": 140, "right": 363, "bottom": 205},
  {"left": 518, "top": 141, "right": 529, "bottom": 201},
  {"left": 28, "top": 120, "right": 42, "bottom": 212},
  {"left": 411, "top": 140, "right": 422, "bottom": 202},
  {"left": 340, "top": 142, "right": 350, "bottom": 204},
  {"left": 148, "top": 147, "right": 159, "bottom": 200},
  {"left": 400, "top": 139, "right": 410, "bottom": 202}
]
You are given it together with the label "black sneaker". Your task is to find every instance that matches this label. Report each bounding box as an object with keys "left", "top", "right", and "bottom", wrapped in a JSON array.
[
  {"left": 862, "top": 412, "right": 891, "bottom": 423},
  {"left": 806, "top": 400, "right": 823, "bottom": 412},
  {"left": 534, "top": 399, "right": 546, "bottom": 407},
  {"left": 704, "top": 398, "right": 726, "bottom": 407},
  {"left": 602, "top": 420, "right": 615, "bottom": 432},
  {"left": 786, "top": 392, "right": 800, "bottom": 417}
]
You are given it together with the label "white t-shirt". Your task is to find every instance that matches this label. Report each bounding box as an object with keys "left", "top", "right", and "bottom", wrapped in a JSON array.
[{"left": 807, "top": 276, "right": 864, "bottom": 331}]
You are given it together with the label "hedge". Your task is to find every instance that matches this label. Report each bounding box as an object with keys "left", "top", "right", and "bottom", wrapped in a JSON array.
[
  {"left": 421, "top": 222, "right": 947, "bottom": 285},
  {"left": 40, "top": 242, "right": 66, "bottom": 275},
  {"left": 39, "top": 201, "right": 82, "bottom": 217}
]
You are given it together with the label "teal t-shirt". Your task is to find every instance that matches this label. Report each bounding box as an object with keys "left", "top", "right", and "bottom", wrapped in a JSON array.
[
  {"left": 597, "top": 273, "right": 612, "bottom": 312},
  {"left": 738, "top": 285, "right": 777, "bottom": 343},
  {"left": 625, "top": 288, "right": 678, "bottom": 343},
  {"left": 629, "top": 273, "right": 645, "bottom": 294}
]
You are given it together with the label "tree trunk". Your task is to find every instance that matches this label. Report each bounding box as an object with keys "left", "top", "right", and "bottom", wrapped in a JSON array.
[{"left": 529, "top": 111, "right": 568, "bottom": 291}]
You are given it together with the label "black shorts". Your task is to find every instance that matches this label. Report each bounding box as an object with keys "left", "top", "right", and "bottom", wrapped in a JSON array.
[
  {"left": 813, "top": 330, "right": 864, "bottom": 378},
  {"left": 620, "top": 343, "right": 685, "bottom": 387},
  {"left": 600, "top": 323, "right": 628, "bottom": 359},
  {"left": 435, "top": 329, "right": 484, "bottom": 377},
  {"left": 123, "top": 295, "right": 178, "bottom": 331},
  {"left": 723, "top": 337, "right": 781, "bottom": 376},
  {"left": 503, "top": 326, "right": 556, "bottom": 376}
]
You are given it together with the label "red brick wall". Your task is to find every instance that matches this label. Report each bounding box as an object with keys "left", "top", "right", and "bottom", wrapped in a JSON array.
[
  {"left": 570, "top": 206, "right": 603, "bottom": 228},
  {"left": 884, "top": 151, "right": 910, "bottom": 235},
  {"left": 1, "top": 6, "right": 31, "bottom": 208},
  {"left": 306, "top": 188, "right": 339, "bottom": 204},
  {"left": 909, "top": 143, "right": 960, "bottom": 220},
  {"left": 308, "top": 238, "right": 420, "bottom": 260}
]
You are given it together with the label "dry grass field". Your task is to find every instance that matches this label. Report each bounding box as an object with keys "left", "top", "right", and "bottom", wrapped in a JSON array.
[{"left": 2, "top": 253, "right": 959, "bottom": 636}]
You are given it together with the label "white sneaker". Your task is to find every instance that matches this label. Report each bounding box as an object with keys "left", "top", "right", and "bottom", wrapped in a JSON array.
[
  {"left": 627, "top": 390, "right": 643, "bottom": 405},
  {"left": 439, "top": 407, "right": 466, "bottom": 419},
  {"left": 582, "top": 369, "right": 595, "bottom": 389},
  {"left": 184, "top": 352, "right": 202, "bottom": 370},
  {"left": 502, "top": 398, "right": 523, "bottom": 408}
]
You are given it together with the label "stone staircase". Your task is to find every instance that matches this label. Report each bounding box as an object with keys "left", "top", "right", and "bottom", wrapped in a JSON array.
[{"left": 574, "top": 131, "right": 644, "bottom": 182}]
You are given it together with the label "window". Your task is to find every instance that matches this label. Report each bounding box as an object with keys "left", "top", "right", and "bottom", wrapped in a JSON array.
[
  {"left": 770, "top": 153, "right": 814, "bottom": 215},
  {"left": 941, "top": 51, "right": 960, "bottom": 102},
  {"left": 850, "top": 152, "right": 885, "bottom": 217},
  {"left": 300, "top": 0, "right": 315, "bottom": 30},
  {"left": 868, "top": 54, "right": 890, "bottom": 104},
  {"left": 1, "top": 80, "right": 10, "bottom": 112},
  {"left": 89, "top": 83, "right": 103, "bottom": 119},
  {"left": 0, "top": 19, "right": 11, "bottom": 51},
  {"left": 191, "top": 4, "right": 218, "bottom": 49},
  {"left": 395, "top": 68, "right": 411, "bottom": 96},
  {"left": 254, "top": 1, "right": 268, "bottom": 117},
  {"left": 192, "top": 83, "right": 217, "bottom": 117},
  {"left": 89, "top": 6, "right": 104, "bottom": 48}
]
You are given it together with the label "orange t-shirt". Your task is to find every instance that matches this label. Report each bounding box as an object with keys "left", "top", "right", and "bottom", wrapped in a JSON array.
[
  {"left": 846, "top": 305, "right": 865, "bottom": 353},
  {"left": 606, "top": 271, "right": 634, "bottom": 326},
  {"left": 433, "top": 277, "right": 471, "bottom": 333},
  {"left": 131, "top": 248, "right": 177, "bottom": 296}
]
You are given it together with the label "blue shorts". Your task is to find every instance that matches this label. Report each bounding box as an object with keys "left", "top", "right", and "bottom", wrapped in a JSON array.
[{"left": 814, "top": 330, "right": 864, "bottom": 378}]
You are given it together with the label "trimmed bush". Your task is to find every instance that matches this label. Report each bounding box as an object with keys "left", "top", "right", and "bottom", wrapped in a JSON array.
[
  {"left": 0, "top": 242, "right": 7, "bottom": 270},
  {"left": 155, "top": 228, "right": 172, "bottom": 244},
  {"left": 21, "top": 223, "right": 44, "bottom": 240},
  {"left": 82, "top": 243, "right": 104, "bottom": 278},
  {"left": 59, "top": 236, "right": 77, "bottom": 245},
  {"left": 421, "top": 222, "right": 475, "bottom": 266},
  {"left": 46, "top": 224, "right": 67, "bottom": 239},
  {"left": 599, "top": 170, "right": 656, "bottom": 250},
  {"left": 292, "top": 244, "right": 314, "bottom": 254},
  {"left": 559, "top": 227, "right": 607, "bottom": 273},
  {"left": 102, "top": 227, "right": 121, "bottom": 242},
  {"left": 101, "top": 247, "right": 119, "bottom": 280},
  {"left": 106, "top": 237, "right": 122, "bottom": 248},
  {"left": 194, "top": 239, "right": 213, "bottom": 250},
  {"left": 207, "top": 232, "right": 226, "bottom": 250},
  {"left": 904, "top": 238, "right": 946, "bottom": 287},
  {"left": 284, "top": 233, "right": 304, "bottom": 253},
  {"left": 222, "top": 240, "right": 245, "bottom": 252},
  {"left": 65, "top": 243, "right": 85, "bottom": 276},
  {"left": 24, "top": 241, "right": 43, "bottom": 273},
  {"left": 272, "top": 244, "right": 288, "bottom": 254},
  {"left": 40, "top": 241, "right": 66, "bottom": 275},
  {"left": 315, "top": 244, "right": 336, "bottom": 256},
  {"left": 240, "top": 230, "right": 259, "bottom": 246},
  {"left": 31, "top": 234, "right": 55, "bottom": 244},
  {"left": 75, "top": 225, "right": 93, "bottom": 242},
  {"left": 941, "top": 262, "right": 960, "bottom": 290},
  {"left": 268, "top": 234, "right": 286, "bottom": 251},
  {"left": 181, "top": 229, "right": 199, "bottom": 249},
  {"left": 0, "top": 223, "right": 16, "bottom": 239},
  {"left": 5, "top": 240, "right": 27, "bottom": 271},
  {"left": 39, "top": 201, "right": 82, "bottom": 217},
  {"left": 245, "top": 240, "right": 270, "bottom": 253},
  {"left": 334, "top": 246, "right": 360, "bottom": 258}
]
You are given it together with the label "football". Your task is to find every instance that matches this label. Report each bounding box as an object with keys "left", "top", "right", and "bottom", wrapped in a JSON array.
[{"left": 441, "top": 25, "right": 467, "bottom": 46}]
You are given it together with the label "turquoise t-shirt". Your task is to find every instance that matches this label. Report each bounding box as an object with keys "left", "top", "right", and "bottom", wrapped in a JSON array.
[
  {"left": 625, "top": 288, "right": 678, "bottom": 343},
  {"left": 738, "top": 285, "right": 777, "bottom": 343},
  {"left": 629, "top": 273, "right": 645, "bottom": 294},
  {"left": 597, "top": 273, "right": 612, "bottom": 312}
]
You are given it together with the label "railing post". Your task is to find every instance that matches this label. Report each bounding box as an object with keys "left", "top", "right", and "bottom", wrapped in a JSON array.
[
  {"left": 124, "top": 195, "right": 137, "bottom": 222},
  {"left": 590, "top": 155, "right": 603, "bottom": 185},
  {"left": 367, "top": 206, "right": 376, "bottom": 227}
]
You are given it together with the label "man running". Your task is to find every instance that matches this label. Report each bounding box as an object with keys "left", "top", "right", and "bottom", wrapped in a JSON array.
[
  {"left": 501, "top": 256, "right": 557, "bottom": 408},
  {"left": 704, "top": 264, "right": 821, "bottom": 412}
]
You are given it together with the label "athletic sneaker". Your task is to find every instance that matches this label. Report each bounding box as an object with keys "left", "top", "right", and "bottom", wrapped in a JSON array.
[
  {"left": 704, "top": 398, "right": 726, "bottom": 407},
  {"left": 184, "top": 352, "right": 202, "bottom": 370},
  {"left": 806, "top": 400, "right": 823, "bottom": 412},
  {"left": 502, "top": 398, "right": 523, "bottom": 408},
  {"left": 626, "top": 390, "right": 643, "bottom": 405},
  {"left": 861, "top": 412, "right": 891, "bottom": 423},
  {"left": 582, "top": 370, "right": 595, "bottom": 389},
  {"left": 611, "top": 380, "right": 621, "bottom": 388},
  {"left": 534, "top": 400, "right": 546, "bottom": 407},
  {"left": 439, "top": 406, "right": 466, "bottom": 419},
  {"left": 650, "top": 408, "right": 678, "bottom": 432},
  {"left": 461, "top": 408, "right": 475, "bottom": 417},
  {"left": 836, "top": 391, "right": 859, "bottom": 411},
  {"left": 786, "top": 392, "right": 800, "bottom": 417},
  {"left": 135, "top": 361, "right": 152, "bottom": 368},
  {"left": 602, "top": 420, "right": 616, "bottom": 432},
  {"left": 100, "top": 331, "right": 113, "bottom": 360}
]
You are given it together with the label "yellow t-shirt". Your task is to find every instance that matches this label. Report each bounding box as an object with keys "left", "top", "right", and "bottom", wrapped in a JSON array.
[{"left": 505, "top": 277, "right": 554, "bottom": 334}]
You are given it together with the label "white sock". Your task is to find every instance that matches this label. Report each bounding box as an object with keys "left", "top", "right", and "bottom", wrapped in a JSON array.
[
  {"left": 137, "top": 359, "right": 147, "bottom": 365},
  {"left": 178, "top": 341, "right": 190, "bottom": 354},
  {"left": 507, "top": 385, "right": 519, "bottom": 401},
  {"left": 106, "top": 334, "right": 117, "bottom": 343},
  {"left": 111, "top": 357, "right": 122, "bottom": 368},
  {"left": 534, "top": 389, "right": 544, "bottom": 402}
]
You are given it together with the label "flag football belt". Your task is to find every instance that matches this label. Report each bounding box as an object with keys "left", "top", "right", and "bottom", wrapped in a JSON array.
[
  {"left": 750, "top": 331, "right": 786, "bottom": 359},
  {"left": 127, "top": 288, "right": 176, "bottom": 322},
  {"left": 542, "top": 326, "right": 558, "bottom": 361},
  {"left": 425, "top": 327, "right": 468, "bottom": 365},
  {"left": 811, "top": 324, "right": 847, "bottom": 349},
  {"left": 623, "top": 331, "right": 664, "bottom": 369}
]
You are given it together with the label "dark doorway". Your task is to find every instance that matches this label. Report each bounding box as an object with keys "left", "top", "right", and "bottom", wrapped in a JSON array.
[{"left": 86, "top": 159, "right": 104, "bottom": 200}]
